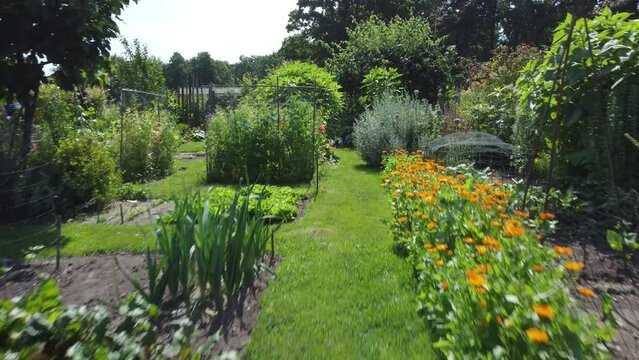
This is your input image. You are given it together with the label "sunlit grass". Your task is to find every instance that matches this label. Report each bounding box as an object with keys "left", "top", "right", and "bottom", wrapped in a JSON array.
[{"left": 246, "top": 149, "right": 434, "bottom": 359}]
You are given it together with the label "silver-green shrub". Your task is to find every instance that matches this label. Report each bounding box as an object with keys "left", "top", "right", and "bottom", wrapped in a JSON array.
[{"left": 353, "top": 93, "right": 441, "bottom": 166}]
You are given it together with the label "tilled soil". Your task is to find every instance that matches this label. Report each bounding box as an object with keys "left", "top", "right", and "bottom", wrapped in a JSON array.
[
  {"left": 549, "top": 212, "right": 639, "bottom": 359},
  {"left": 0, "top": 255, "right": 280, "bottom": 356},
  {"left": 69, "top": 200, "right": 175, "bottom": 225}
]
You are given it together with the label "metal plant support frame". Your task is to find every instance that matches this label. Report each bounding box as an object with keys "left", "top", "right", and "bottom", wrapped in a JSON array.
[
  {"left": 203, "top": 84, "right": 324, "bottom": 196},
  {"left": 118, "top": 88, "right": 169, "bottom": 170}
]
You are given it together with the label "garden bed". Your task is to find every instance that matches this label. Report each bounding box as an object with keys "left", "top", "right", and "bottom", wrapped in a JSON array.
[
  {"left": 549, "top": 212, "right": 639, "bottom": 359},
  {"left": 0, "top": 254, "right": 281, "bottom": 356}
]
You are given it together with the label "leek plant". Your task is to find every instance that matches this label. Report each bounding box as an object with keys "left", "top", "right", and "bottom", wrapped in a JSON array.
[{"left": 127, "top": 186, "right": 274, "bottom": 312}]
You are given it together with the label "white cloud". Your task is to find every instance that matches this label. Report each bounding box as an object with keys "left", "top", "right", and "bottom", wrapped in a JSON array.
[{"left": 111, "top": 0, "right": 298, "bottom": 63}]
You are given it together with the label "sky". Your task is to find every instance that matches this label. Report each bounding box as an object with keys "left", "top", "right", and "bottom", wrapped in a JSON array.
[{"left": 111, "top": 0, "right": 299, "bottom": 64}]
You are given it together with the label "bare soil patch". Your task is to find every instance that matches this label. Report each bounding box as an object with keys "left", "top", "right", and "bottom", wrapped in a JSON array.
[
  {"left": 175, "top": 152, "right": 206, "bottom": 160},
  {"left": 69, "top": 200, "right": 174, "bottom": 225},
  {"left": 549, "top": 212, "right": 639, "bottom": 359},
  {"left": 0, "top": 255, "right": 281, "bottom": 356}
]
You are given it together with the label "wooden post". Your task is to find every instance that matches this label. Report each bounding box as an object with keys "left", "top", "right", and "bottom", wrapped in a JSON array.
[
  {"left": 120, "top": 203, "right": 124, "bottom": 224},
  {"left": 55, "top": 215, "right": 62, "bottom": 271}
]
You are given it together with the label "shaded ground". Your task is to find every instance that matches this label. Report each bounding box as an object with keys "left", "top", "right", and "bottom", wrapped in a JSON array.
[
  {"left": 549, "top": 212, "right": 639, "bottom": 359},
  {"left": 0, "top": 255, "right": 280, "bottom": 356}
]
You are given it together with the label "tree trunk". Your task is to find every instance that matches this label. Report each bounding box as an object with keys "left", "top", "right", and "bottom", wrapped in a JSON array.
[{"left": 18, "top": 89, "right": 38, "bottom": 169}]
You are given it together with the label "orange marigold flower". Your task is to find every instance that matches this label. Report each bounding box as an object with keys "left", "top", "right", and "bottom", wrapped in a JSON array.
[
  {"left": 539, "top": 212, "right": 555, "bottom": 221},
  {"left": 494, "top": 181, "right": 504, "bottom": 186},
  {"left": 577, "top": 287, "right": 596, "bottom": 297},
  {"left": 533, "top": 304, "right": 555, "bottom": 319},
  {"left": 490, "top": 221, "right": 502, "bottom": 228},
  {"left": 482, "top": 237, "right": 500, "bottom": 250},
  {"left": 526, "top": 327, "right": 549, "bottom": 344},
  {"left": 442, "top": 281, "right": 449, "bottom": 290},
  {"left": 554, "top": 246, "right": 573, "bottom": 255},
  {"left": 427, "top": 222, "right": 437, "bottom": 230},
  {"left": 503, "top": 220, "right": 526, "bottom": 237},
  {"left": 496, "top": 316, "right": 503, "bottom": 326},
  {"left": 564, "top": 261, "right": 585, "bottom": 272},
  {"left": 467, "top": 269, "right": 487, "bottom": 287},
  {"left": 436, "top": 244, "right": 448, "bottom": 251},
  {"left": 447, "top": 250, "right": 454, "bottom": 257},
  {"left": 406, "top": 192, "right": 416, "bottom": 198},
  {"left": 463, "top": 237, "right": 475, "bottom": 244},
  {"left": 436, "top": 259, "right": 445, "bottom": 266},
  {"left": 535, "top": 234, "right": 543, "bottom": 241},
  {"left": 423, "top": 243, "right": 432, "bottom": 249},
  {"left": 429, "top": 248, "right": 437, "bottom": 254},
  {"left": 514, "top": 210, "right": 530, "bottom": 218},
  {"left": 398, "top": 217, "right": 408, "bottom": 224},
  {"left": 499, "top": 213, "right": 510, "bottom": 219},
  {"left": 534, "top": 264, "right": 543, "bottom": 273},
  {"left": 475, "top": 286, "right": 487, "bottom": 295},
  {"left": 475, "top": 245, "right": 488, "bottom": 255},
  {"left": 414, "top": 211, "right": 422, "bottom": 217},
  {"left": 422, "top": 214, "right": 430, "bottom": 220}
]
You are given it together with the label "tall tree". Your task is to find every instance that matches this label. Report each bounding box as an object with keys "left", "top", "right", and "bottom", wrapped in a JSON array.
[
  {"left": 164, "top": 52, "right": 188, "bottom": 90},
  {"left": 286, "top": 0, "right": 414, "bottom": 63},
  {"left": 111, "top": 38, "right": 166, "bottom": 94},
  {"left": 189, "top": 52, "right": 215, "bottom": 85},
  {"left": 0, "top": 0, "right": 136, "bottom": 166},
  {"left": 233, "top": 54, "right": 282, "bottom": 81},
  {"left": 211, "top": 60, "right": 235, "bottom": 85}
]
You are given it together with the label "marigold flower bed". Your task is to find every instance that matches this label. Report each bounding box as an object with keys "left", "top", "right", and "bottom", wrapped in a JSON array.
[{"left": 382, "top": 152, "right": 610, "bottom": 358}]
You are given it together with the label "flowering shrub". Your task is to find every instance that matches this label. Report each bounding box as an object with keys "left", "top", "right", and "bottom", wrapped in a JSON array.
[{"left": 382, "top": 152, "right": 611, "bottom": 358}]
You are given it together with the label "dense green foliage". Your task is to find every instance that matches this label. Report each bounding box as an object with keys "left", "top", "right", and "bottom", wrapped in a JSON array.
[
  {"left": 456, "top": 45, "right": 541, "bottom": 142},
  {"left": 234, "top": 53, "right": 283, "bottom": 82},
  {"left": 253, "top": 61, "right": 343, "bottom": 136},
  {"left": 35, "top": 133, "right": 121, "bottom": 209},
  {"left": 515, "top": 9, "right": 639, "bottom": 190},
  {"left": 111, "top": 39, "right": 166, "bottom": 95},
  {"left": 163, "top": 52, "right": 189, "bottom": 90},
  {"left": 207, "top": 97, "right": 322, "bottom": 183},
  {"left": 0, "top": 0, "right": 136, "bottom": 165},
  {"left": 354, "top": 93, "right": 441, "bottom": 166},
  {"left": 359, "top": 66, "right": 403, "bottom": 107},
  {"left": 118, "top": 108, "right": 179, "bottom": 182},
  {"left": 328, "top": 16, "right": 454, "bottom": 139}
]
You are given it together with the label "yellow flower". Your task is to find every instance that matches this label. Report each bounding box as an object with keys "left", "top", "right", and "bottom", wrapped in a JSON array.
[
  {"left": 526, "top": 327, "right": 549, "bottom": 344},
  {"left": 414, "top": 211, "right": 422, "bottom": 217},
  {"left": 436, "top": 259, "right": 445, "bottom": 266},
  {"left": 436, "top": 244, "right": 448, "bottom": 251},
  {"left": 427, "top": 222, "right": 437, "bottom": 230},
  {"left": 463, "top": 237, "right": 475, "bottom": 244},
  {"left": 577, "top": 287, "right": 596, "bottom": 297},
  {"left": 533, "top": 304, "right": 555, "bottom": 319},
  {"left": 475, "top": 245, "right": 488, "bottom": 255},
  {"left": 482, "top": 236, "right": 500, "bottom": 250},
  {"left": 564, "top": 261, "right": 585, "bottom": 272}
]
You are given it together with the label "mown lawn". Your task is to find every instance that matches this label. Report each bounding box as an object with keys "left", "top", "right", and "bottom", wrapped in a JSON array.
[
  {"left": 0, "top": 223, "right": 154, "bottom": 258},
  {"left": 177, "top": 141, "right": 206, "bottom": 153},
  {"left": 246, "top": 149, "right": 434, "bottom": 359}
]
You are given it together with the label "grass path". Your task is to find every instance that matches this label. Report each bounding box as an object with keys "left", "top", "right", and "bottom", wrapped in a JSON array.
[{"left": 246, "top": 149, "right": 433, "bottom": 359}]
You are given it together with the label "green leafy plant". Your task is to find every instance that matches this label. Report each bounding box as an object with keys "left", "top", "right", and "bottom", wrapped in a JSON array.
[
  {"left": 137, "top": 187, "right": 274, "bottom": 312},
  {"left": 207, "top": 96, "right": 322, "bottom": 183},
  {"left": 607, "top": 220, "right": 638, "bottom": 272},
  {"left": 515, "top": 9, "right": 639, "bottom": 191},
  {"left": 0, "top": 277, "right": 212, "bottom": 359},
  {"left": 359, "top": 66, "right": 403, "bottom": 107},
  {"left": 118, "top": 108, "right": 179, "bottom": 182}
]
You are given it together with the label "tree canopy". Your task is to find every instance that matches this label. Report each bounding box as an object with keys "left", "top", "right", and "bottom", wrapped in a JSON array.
[
  {"left": 0, "top": 0, "right": 136, "bottom": 165},
  {"left": 111, "top": 38, "right": 166, "bottom": 94}
]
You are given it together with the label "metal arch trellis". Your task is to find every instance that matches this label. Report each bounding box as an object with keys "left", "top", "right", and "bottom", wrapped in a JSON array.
[{"left": 201, "top": 83, "right": 326, "bottom": 195}]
